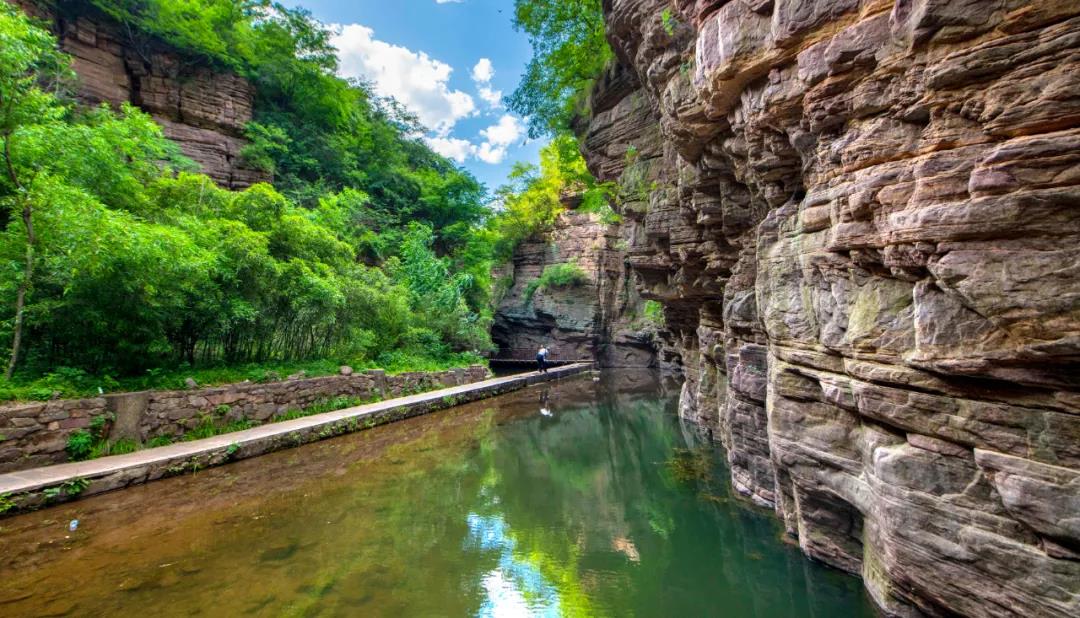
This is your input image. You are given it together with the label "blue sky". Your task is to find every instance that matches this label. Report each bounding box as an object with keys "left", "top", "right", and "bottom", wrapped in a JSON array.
[{"left": 281, "top": 0, "right": 543, "bottom": 193}]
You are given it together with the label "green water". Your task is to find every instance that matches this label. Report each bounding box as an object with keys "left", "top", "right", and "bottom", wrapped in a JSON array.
[{"left": 0, "top": 371, "right": 876, "bottom": 617}]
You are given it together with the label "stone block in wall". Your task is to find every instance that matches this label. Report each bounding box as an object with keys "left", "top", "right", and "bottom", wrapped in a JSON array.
[
  {"left": 0, "top": 364, "right": 492, "bottom": 472},
  {"left": 106, "top": 391, "right": 150, "bottom": 441}
]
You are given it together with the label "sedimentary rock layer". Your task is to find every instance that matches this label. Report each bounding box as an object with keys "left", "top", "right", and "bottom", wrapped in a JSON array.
[
  {"left": 492, "top": 207, "right": 656, "bottom": 367},
  {"left": 11, "top": 0, "right": 267, "bottom": 188},
  {"left": 582, "top": 0, "right": 1080, "bottom": 615}
]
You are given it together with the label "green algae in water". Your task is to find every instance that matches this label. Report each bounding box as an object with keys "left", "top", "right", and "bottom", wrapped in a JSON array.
[
  {"left": 0, "top": 372, "right": 877, "bottom": 617},
  {"left": 665, "top": 446, "right": 714, "bottom": 484}
]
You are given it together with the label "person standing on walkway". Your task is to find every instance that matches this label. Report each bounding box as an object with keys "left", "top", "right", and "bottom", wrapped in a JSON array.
[{"left": 536, "top": 345, "right": 549, "bottom": 374}]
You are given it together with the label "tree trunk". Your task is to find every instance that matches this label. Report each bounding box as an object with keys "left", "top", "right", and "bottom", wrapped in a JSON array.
[
  {"left": 6, "top": 197, "right": 34, "bottom": 379},
  {"left": 2, "top": 131, "right": 32, "bottom": 380}
]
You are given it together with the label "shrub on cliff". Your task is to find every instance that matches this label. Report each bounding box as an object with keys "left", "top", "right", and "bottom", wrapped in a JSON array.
[{"left": 523, "top": 261, "right": 590, "bottom": 305}]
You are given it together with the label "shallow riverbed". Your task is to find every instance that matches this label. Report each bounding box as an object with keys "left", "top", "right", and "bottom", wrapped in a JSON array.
[{"left": 0, "top": 371, "right": 875, "bottom": 617}]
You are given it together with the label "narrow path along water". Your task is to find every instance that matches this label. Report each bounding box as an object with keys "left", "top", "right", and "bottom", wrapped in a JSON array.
[{"left": 0, "top": 371, "right": 876, "bottom": 617}]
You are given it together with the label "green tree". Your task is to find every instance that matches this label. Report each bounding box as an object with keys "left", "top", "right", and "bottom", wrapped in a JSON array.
[
  {"left": 0, "top": 3, "right": 74, "bottom": 378},
  {"left": 0, "top": 2, "right": 495, "bottom": 392},
  {"left": 490, "top": 135, "right": 614, "bottom": 261},
  {"left": 508, "top": 0, "right": 612, "bottom": 138}
]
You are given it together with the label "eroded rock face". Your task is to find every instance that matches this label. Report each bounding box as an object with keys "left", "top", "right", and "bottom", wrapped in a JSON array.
[
  {"left": 13, "top": 0, "right": 267, "bottom": 188},
  {"left": 492, "top": 207, "right": 656, "bottom": 368},
  {"left": 583, "top": 0, "right": 1080, "bottom": 615}
]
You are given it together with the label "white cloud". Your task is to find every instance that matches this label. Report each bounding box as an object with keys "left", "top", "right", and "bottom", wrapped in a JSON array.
[
  {"left": 471, "top": 59, "right": 501, "bottom": 108},
  {"left": 478, "top": 85, "right": 503, "bottom": 108},
  {"left": 424, "top": 114, "right": 526, "bottom": 165},
  {"left": 471, "top": 58, "right": 495, "bottom": 83},
  {"left": 332, "top": 24, "right": 475, "bottom": 135},
  {"left": 480, "top": 114, "right": 524, "bottom": 147},
  {"left": 424, "top": 136, "right": 475, "bottom": 163},
  {"left": 436, "top": 0, "right": 464, "bottom": 4},
  {"left": 475, "top": 115, "right": 524, "bottom": 164}
]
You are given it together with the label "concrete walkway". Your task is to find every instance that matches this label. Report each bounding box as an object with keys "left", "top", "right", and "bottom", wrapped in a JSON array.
[{"left": 0, "top": 363, "right": 591, "bottom": 514}]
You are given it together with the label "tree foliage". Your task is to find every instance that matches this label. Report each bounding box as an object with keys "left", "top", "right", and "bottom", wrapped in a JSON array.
[
  {"left": 508, "top": 0, "right": 612, "bottom": 138},
  {"left": 489, "top": 135, "right": 614, "bottom": 262},
  {"left": 81, "top": 0, "right": 487, "bottom": 244},
  {"left": 0, "top": 4, "right": 493, "bottom": 390}
]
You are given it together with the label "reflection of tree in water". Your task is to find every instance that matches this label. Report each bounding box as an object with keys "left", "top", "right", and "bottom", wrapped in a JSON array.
[
  {"left": 470, "top": 375, "right": 874, "bottom": 617},
  {"left": 0, "top": 373, "right": 873, "bottom": 617}
]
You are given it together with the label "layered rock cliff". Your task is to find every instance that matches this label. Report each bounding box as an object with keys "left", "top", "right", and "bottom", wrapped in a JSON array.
[
  {"left": 582, "top": 0, "right": 1080, "bottom": 615},
  {"left": 492, "top": 204, "right": 656, "bottom": 367},
  {"left": 12, "top": 0, "right": 266, "bottom": 188}
]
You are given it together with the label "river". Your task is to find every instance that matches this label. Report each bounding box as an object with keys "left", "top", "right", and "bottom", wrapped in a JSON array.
[{"left": 0, "top": 371, "right": 875, "bottom": 617}]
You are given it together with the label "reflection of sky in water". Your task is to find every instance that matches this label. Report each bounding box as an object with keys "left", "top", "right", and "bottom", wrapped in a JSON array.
[{"left": 466, "top": 512, "right": 561, "bottom": 618}]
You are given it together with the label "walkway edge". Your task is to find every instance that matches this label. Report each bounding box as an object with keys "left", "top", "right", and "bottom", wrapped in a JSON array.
[{"left": 0, "top": 364, "right": 591, "bottom": 516}]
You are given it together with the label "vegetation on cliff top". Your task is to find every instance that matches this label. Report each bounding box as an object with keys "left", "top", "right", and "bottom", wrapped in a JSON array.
[
  {"left": 490, "top": 135, "right": 615, "bottom": 262},
  {"left": 523, "top": 261, "right": 590, "bottom": 305},
  {"left": 489, "top": 0, "right": 618, "bottom": 262},
  {"left": 0, "top": 3, "right": 492, "bottom": 399},
  {"left": 508, "top": 0, "right": 612, "bottom": 138}
]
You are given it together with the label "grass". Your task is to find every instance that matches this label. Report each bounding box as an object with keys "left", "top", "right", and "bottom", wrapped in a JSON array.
[
  {"left": 180, "top": 417, "right": 257, "bottom": 442},
  {"left": 272, "top": 395, "right": 370, "bottom": 423},
  {"left": 0, "top": 351, "right": 486, "bottom": 403},
  {"left": 0, "top": 493, "right": 15, "bottom": 515},
  {"left": 631, "top": 300, "right": 665, "bottom": 332}
]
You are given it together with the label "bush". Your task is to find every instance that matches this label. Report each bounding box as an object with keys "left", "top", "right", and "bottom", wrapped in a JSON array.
[
  {"left": 524, "top": 261, "right": 590, "bottom": 304},
  {"left": 643, "top": 300, "right": 664, "bottom": 326},
  {"left": 65, "top": 430, "right": 95, "bottom": 461}
]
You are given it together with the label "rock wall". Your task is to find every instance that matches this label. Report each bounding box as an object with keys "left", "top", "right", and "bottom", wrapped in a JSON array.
[
  {"left": 11, "top": 0, "right": 267, "bottom": 188},
  {"left": 492, "top": 205, "right": 657, "bottom": 367},
  {"left": 0, "top": 365, "right": 489, "bottom": 473},
  {"left": 583, "top": 0, "right": 1080, "bottom": 615}
]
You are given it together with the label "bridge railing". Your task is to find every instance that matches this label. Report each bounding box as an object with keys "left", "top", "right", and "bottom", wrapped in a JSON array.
[{"left": 487, "top": 347, "right": 590, "bottom": 363}]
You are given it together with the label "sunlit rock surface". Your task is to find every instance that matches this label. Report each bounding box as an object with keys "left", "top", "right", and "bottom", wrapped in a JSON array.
[
  {"left": 492, "top": 206, "right": 657, "bottom": 368},
  {"left": 582, "top": 0, "right": 1080, "bottom": 615},
  {"left": 11, "top": 0, "right": 267, "bottom": 188}
]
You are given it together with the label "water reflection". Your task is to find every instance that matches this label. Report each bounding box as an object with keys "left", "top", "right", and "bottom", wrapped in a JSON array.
[
  {"left": 467, "top": 513, "right": 562, "bottom": 617},
  {"left": 0, "top": 371, "right": 874, "bottom": 617}
]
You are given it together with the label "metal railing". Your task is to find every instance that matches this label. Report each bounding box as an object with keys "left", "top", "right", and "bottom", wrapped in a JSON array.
[{"left": 487, "top": 347, "right": 591, "bottom": 365}]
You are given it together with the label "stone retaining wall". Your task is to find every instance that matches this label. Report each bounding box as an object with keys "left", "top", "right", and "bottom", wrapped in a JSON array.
[{"left": 0, "top": 366, "right": 489, "bottom": 473}]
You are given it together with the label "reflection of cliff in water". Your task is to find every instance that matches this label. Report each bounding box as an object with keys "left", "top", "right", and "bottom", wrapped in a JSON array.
[
  {"left": 0, "top": 371, "right": 871, "bottom": 617},
  {"left": 476, "top": 371, "right": 871, "bottom": 617}
]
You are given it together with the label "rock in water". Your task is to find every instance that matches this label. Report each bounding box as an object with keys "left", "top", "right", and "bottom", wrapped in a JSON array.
[{"left": 580, "top": 1, "right": 1080, "bottom": 616}]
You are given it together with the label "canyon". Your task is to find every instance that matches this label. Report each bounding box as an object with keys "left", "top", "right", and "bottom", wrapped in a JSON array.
[
  {"left": 8, "top": 0, "right": 1079, "bottom": 615},
  {"left": 570, "top": 0, "right": 1080, "bottom": 616},
  {"left": 491, "top": 202, "right": 657, "bottom": 368}
]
